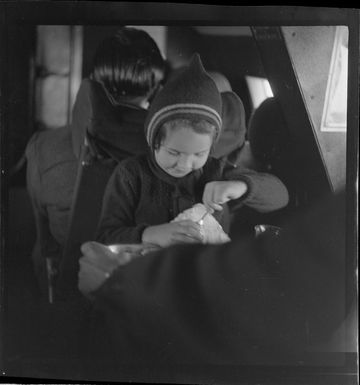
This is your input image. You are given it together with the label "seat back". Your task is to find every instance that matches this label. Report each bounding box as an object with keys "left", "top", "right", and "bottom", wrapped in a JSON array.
[
  {"left": 247, "top": 97, "right": 296, "bottom": 228},
  {"left": 249, "top": 97, "right": 295, "bottom": 192},
  {"left": 57, "top": 137, "right": 117, "bottom": 299},
  {"left": 248, "top": 97, "right": 293, "bottom": 178}
]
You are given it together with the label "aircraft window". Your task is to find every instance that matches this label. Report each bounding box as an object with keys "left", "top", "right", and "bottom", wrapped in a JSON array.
[
  {"left": 282, "top": 26, "right": 348, "bottom": 192},
  {"left": 245, "top": 75, "right": 274, "bottom": 109},
  {"left": 320, "top": 26, "right": 348, "bottom": 133}
]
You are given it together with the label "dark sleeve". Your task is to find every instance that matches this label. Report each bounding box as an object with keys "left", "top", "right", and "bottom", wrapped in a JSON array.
[
  {"left": 224, "top": 167, "right": 289, "bottom": 212},
  {"left": 92, "top": 191, "right": 348, "bottom": 365},
  {"left": 96, "top": 163, "right": 148, "bottom": 244}
]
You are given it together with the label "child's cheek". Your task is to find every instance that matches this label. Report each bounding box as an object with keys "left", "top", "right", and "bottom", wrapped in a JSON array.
[
  {"left": 156, "top": 150, "right": 177, "bottom": 169},
  {"left": 165, "top": 157, "right": 178, "bottom": 169},
  {"left": 195, "top": 154, "right": 209, "bottom": 169}
]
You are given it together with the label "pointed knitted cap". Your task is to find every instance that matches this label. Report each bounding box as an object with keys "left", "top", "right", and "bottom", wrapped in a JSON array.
[{"left": 145, "top": 53, "right": 222, "bottom": 147}]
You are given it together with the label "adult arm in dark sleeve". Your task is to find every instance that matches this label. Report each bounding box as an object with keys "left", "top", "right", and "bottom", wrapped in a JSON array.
[
  {"left": 90, "top": 190, "right": 348, "bottom": 366},
  {"left": 95, "top": 164, "right": 148, "bottom": 244},
  {"left": 224, "top": 168, "right": 289, "bottom": 213}
]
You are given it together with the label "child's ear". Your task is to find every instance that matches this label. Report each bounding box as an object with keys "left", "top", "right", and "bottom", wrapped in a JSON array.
[{"left": 153, "top": 140, "right": 159, "bottom": 151}]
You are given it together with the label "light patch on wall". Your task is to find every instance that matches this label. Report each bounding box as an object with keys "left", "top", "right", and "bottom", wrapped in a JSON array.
[
  {"left": 35, "top": 25, "right": 83, "bottom": 129},
  {"left": 127, "top": 25, "right": 167, "bottom": 58},
  {"left": 245, "top": 76, "right": 273, "bottom": 109},
  {"left": 36, "top": 76, "right": 68, "bottom": 128},
  {"left": 69, "top": 26, "right": 83, "bottom": 122},
  {"left": 320, "top": 26, "right": 348, "bottom": 132}
]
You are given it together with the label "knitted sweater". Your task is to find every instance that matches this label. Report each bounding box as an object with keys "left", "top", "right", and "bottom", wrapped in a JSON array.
[{"left": 96, "top": 154, "right": 289, "bottom": 244}]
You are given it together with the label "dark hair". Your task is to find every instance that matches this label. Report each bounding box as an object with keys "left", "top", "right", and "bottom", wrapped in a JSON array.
[
  {"left": 91, "top": 27, "right": 166, "bottom": 103},
  {"left": 153, "top": 118, "right": 217, "bottom": 150}
]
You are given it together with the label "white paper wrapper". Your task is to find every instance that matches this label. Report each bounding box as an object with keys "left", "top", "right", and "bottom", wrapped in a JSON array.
[{"left": 172, "top": 203, "right": 231, "bottom": 244}]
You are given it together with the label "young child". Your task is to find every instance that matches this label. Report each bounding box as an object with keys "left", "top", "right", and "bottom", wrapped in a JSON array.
[{"left": 96, "top": 54, "right": 289, "bottom": 248}]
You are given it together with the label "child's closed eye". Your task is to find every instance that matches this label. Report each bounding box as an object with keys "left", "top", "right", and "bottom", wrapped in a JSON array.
[
  {"left": 167, "top": 149, "right": 180, "bottom": 156},
  {"left": 195, "top": 151, "right": 208, "bottom": 158}
]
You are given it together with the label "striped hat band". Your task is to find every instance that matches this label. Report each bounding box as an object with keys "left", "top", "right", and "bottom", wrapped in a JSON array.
[{"left": 146, "top": 103, "right": 222, "bottom": 145}]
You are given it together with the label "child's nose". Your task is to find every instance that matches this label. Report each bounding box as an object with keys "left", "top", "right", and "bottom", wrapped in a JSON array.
[{"left": 177, "top": 155, "right": 193, "bottom": 169}]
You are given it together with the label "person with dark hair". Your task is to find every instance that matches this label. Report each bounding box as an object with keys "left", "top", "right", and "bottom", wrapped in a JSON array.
[
  {"left": 91, "top": 28, "right": 166, "bottom": 108},
  {"left": 25, "top": 27, "right": 166, "bottom": 294},
  {"left": 95, "top": 54, "right": 289, "bottom": 247}
]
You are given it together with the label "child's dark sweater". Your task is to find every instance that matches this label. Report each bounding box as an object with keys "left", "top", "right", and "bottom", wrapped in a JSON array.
[{"left": 96, "top": 154, "right": 289, "bottom": 245}]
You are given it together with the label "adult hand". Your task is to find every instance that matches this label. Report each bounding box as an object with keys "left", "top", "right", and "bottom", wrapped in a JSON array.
[
  {"left": 142, "top": 220, "right": 203, "bottom": 247},
  {"left": 202, "top": 180, "right": 248, "bottom": 212},
  {"left": 78, "top": 241, "right": 133, "bottom": 297}
]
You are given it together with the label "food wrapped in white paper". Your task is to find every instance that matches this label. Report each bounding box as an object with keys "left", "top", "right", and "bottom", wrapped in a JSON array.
[{"left": 172, "top": 203, "right": 231, "bottom": 244}]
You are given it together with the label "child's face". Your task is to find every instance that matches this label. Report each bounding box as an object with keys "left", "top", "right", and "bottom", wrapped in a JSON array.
[{"left": 155, "top": 127, "right": 212, "bottom": 178}]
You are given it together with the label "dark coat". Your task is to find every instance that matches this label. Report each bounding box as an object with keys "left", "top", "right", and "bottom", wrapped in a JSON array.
[{"left": 83, "top": 190, "right": 350, "bottom": 382}]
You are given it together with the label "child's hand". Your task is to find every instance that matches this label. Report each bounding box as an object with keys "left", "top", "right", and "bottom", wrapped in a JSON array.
[
  {"left": 142, "top": 221, "right": 203, "bottom": 247},
  {"left": 203, "top": 181, "right": 248, "bottom": 212}
]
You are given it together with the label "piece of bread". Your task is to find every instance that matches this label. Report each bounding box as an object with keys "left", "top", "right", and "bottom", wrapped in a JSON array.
[{"left": 172, "top": 203, "right": 231, "bottom": 244}]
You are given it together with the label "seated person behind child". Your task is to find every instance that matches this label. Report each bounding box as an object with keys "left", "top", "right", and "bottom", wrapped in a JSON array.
[
  {"left": 96, "top": 54, "right": 289, "bottom": 247},
  {"left": 25, "top": 27, "right": 166, "bottom": 291}
]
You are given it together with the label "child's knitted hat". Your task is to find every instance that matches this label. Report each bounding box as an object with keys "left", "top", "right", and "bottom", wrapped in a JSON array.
[{"left": 145, "top": 53, "right": 222, "bottom": 147}]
